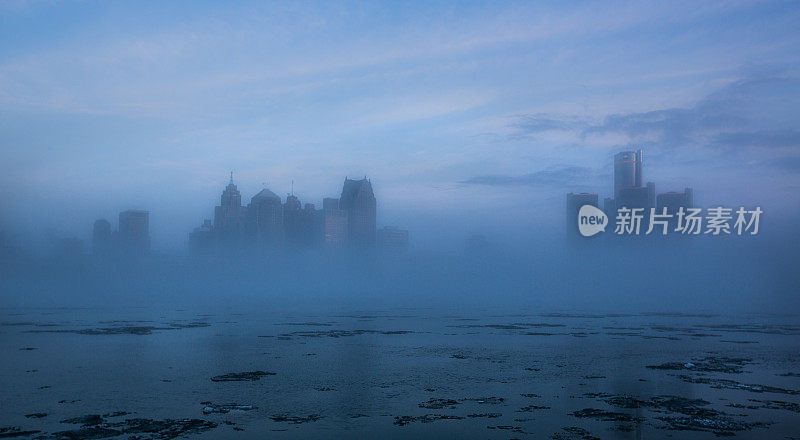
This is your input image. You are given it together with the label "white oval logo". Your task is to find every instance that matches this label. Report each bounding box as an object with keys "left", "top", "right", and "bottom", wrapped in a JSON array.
[{"left": 578, "top": 205, "right": 607, "bottom": 237}]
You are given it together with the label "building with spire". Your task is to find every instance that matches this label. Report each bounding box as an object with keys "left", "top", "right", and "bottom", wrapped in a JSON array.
[
  {"left": 213, "top": 172, "right": 247, "bottom": 248},
  {"left": 339, "top": 177, "right": 376, "bottom": 248}
]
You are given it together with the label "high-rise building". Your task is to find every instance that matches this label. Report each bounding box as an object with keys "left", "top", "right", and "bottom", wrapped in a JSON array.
[
  {"left": 657, "top": 188, "right": 694, "bottom": 232},
  {"left": 566, "top": 193, "right": 598, "bottom": 240},
  {"left": 339, "top": 178, "right": 376, "bottom": 248},
  {"left": 617, "top": 187, "right": 651, "bottom": 234},
  {"left": 617, "top": 187, "right": 650, "bottom": 210},
  {"left": 322, "top": 197, "right": 347, "bottom": 247},
  {"left": 246, "top": 188, "right": 284, "bottom": 250},
  {"left": 189, "top": 219, "right": 214, "bottom": 254},
  {"left": 213, "top": 173, "right": 247, "bottom": 247},
  {"left": 613, "top": 150, "right": 642, "bottom": 199},
  {"left": 283, "top": 194, "right": 303, "bottom": 247},
  {"left": 378, "top": 226, "right": 409, "bottom": 253},
  {"left": 92, "top": 219, "right": 113, "bottom": 255},
  {"left": 300, "top": 203, "right": 320, "bottom": 247},
  {"left": 118, "top": 210, "right": 150, "bottom": 254}
]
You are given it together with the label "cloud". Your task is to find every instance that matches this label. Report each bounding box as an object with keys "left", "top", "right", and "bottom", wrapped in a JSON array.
[
  {"left": 766, "top": 155, "right": 800, "bottom": 173},
  {"left": 512, "top": 76, "right": 800, "bottom": 153},
  {"left": 461, "top": 166, "right": 597, "bottom": 187},
  {"left": 513, "top": 114, "right": 586, "bottom": 134},
  {"left": 712, "top": 130, "right": 800, "bottom": 149}
]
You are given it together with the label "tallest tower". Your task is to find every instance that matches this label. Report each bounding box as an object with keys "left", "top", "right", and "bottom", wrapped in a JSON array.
[
  {"left": 613, "top": 149, "right": 642, "bottom": 199},
  {"left": 213, "top": 172, "right": 247, "bottom": 246}
]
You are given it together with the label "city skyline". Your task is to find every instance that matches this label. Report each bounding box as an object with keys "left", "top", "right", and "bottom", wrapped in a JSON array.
[{"left": 1, "top": 1, "right": 799, "bottom": 251}]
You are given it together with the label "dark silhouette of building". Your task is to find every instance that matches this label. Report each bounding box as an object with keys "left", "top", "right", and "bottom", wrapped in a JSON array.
[
  {"left": 322, "top": 197, "right": 347, "bottom": 248},
  {"left": 189, "top": 219, "right": 214, "bottom": 254},
  {"left": 378, "top": 226, "right": 409, "bottom": 253},
  {"left": 339, "top": 178, "right": 376, "bottom": 248},
  {"left": 301, "top": 203, "right": 320, "bottom": 247},
  {"left": 566, "top": 193, "right": 598, "bottom": 240},
  {"left": 657, "top": 188, "right": 694, "bottom": 232},
  {"left": 118, "top": 210, "right": 150, "bottom": 254},
  {"left": 246, "top": 188, "right": 283, "bottom": 250},
  {"left": 617, "top": 187, "right": 651, "bottom": 234},
  {"left": 213, "top": 173, "right": 247, "bottom": 248},
  {"left": 613, "top": 150, "right": 642, "bottom": 199},
  {"left": 617, "top": 187, "right": 650, "bottom": 209},
  {"left": 189, "top": 174, "right": 382, "bottom": 253},
  {"left": 92, "top": 219, "right": 113, "bottom": 255},
  {"left": 283, "top": 193, "right": 303, "bottom": 247}
]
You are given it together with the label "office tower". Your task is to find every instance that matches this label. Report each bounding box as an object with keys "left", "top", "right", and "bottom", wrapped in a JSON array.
[
  {"left": 616, "top": 187, "right": 649, "bottom": 209},
  {"left": 339, "top": 178, "right": 377, "bottom": 248},
  {"left": 213, "top": 173, "right": 247, "bottom": 246},
  {"left": 312, "top": 203, "right": 325, "bottom": 246},
  {"left": 246, "top": 188, "right": 284, "bottom": 249},
  {"left": 118, "top": 210, "right": 150, "bottom": 254},
  {"left": 92, "top": 219, "right": 113, "bottom": 255},
  {"left": 684, "top": 187, "right": 694, "bottom": 208},
  {"left": 378, "top": 226, "right": 409, "bottom": 253},
  {"left": 322, "top": 197, "right": 347, "bottom": 247},
  {"left": 617, "top": 187, "right": 650, "bottom": 234},
  {"left": 189, "top": 219, "right": 214, "bottom": 254},
  {"left": 566, "top": 192, "right": 598, "bottom": 239},
  {"left": 300, "top": 203, "right": 319, "bottom": 247},
  {"left": 646, "top": 181, "right": 655, "bottom": 210},
  {"left": 656, "top": 188, "right": 694, "bottom": 232},
  {"left": 613, "top": 150, "right": 642, "bottom": 199},
  {"left": 283, "top": 194, "right": 303, "bottom": 247}
]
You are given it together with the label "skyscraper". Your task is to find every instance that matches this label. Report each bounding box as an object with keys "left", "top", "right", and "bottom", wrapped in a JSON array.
[
  {"left": 118, "top": 210, "right": 150, "bottom": 254},
  {"left": 283, "top": 193, "right": 303, "bottom": 247},
  {"left": 189, "top": 219, "right": 214, "bottom": 254},
  {"left": 322, "top": 197, "right": 347, "bottom": 248},
  {"left": 657, "top": 188, "right": 694, "bottom": 232},
  {"left": 613, "top": 150, "right": 642, "bottom": 199},
  {"left": 246, "top": 188, "right": 284, "bottom": 249},
  {"left": 339, "top": 178, "right": 376, "bottom": 248},
  {"left": 213, "top": 173, "right": 247, "bottom": 247}
]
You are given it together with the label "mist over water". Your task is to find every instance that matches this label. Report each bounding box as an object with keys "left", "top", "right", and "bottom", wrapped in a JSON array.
[
  {"left": 2, "top": 2, "right": 800, "bottom": 438},
  {"left": 2, "top": 215, "right": 798, "bottom": 314}
]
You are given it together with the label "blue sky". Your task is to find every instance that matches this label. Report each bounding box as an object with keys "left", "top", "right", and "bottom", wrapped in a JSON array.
[{"left": 1, "top": 0, "right": 799, "bottom": 251}]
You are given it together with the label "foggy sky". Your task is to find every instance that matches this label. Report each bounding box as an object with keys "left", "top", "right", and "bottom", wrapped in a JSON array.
[{"left": 1, "top": 0, "right": 799, "bottom": 252}]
